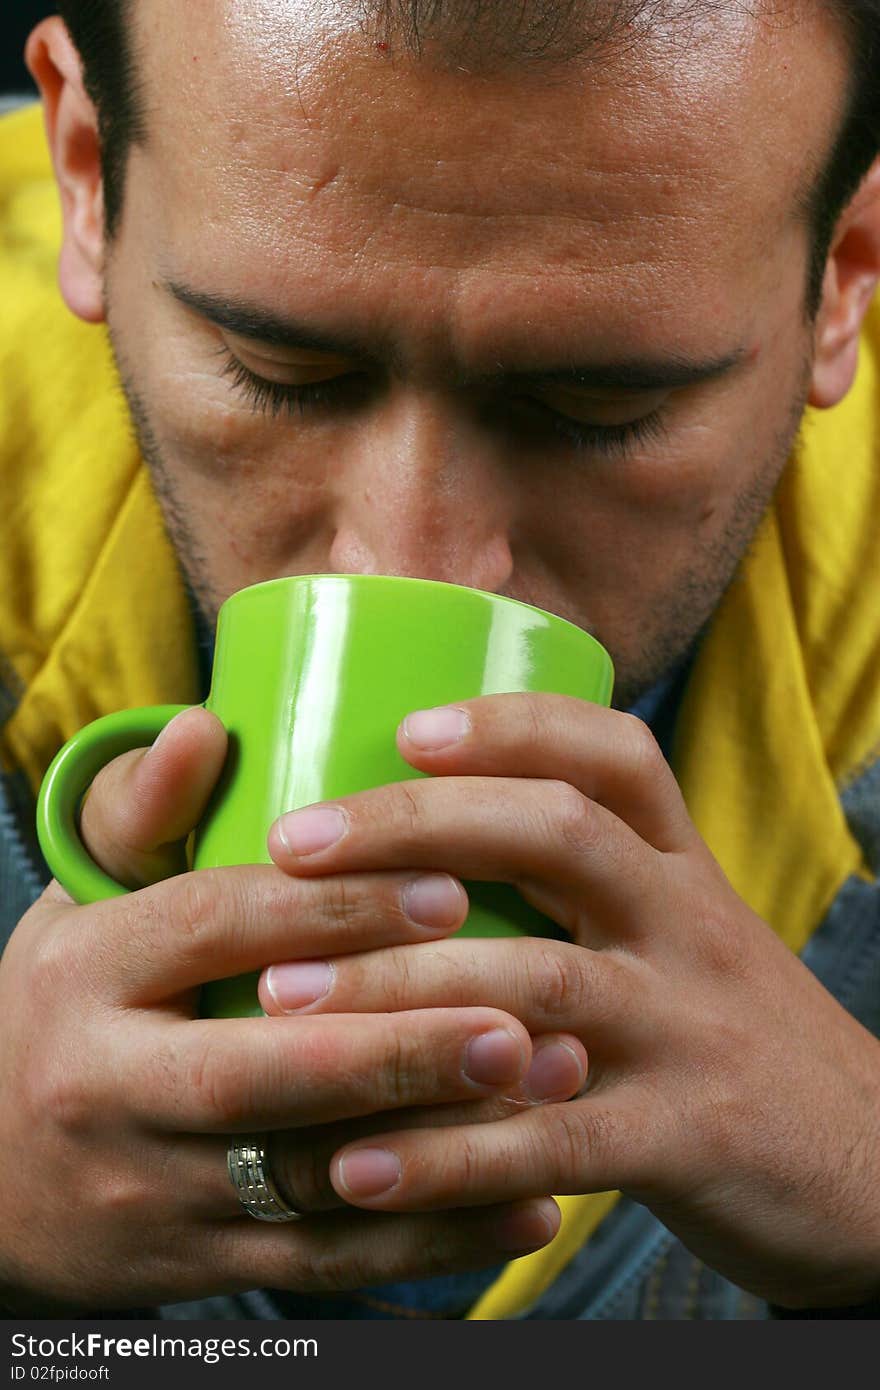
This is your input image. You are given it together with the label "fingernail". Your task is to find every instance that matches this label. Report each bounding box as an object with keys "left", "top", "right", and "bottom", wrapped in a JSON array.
[
  {"left": 403, "top": 707, "right": 471, "bottom": 751},
  {"left": 277, "top": 807, "right": 348, "bottom": 856},
  {"left": 402, "top": 874, "right": 466, "bottom": 932},
  {"left": 523, "top": 1042, "right": 584, "bottom": 1103},
  {"left": 151, "top": 708, "right": 192, "bottom": 753},
  {"left": 495, "top": 1199, "right": 560, "bottom": 1253},
  {"left": 464, "top": 1028, "right": 526, "bottom": 1087},
  {"left": 337, "top": 1147, "right": 402, "bottom": 1198},
  {"left": 266, "top": 961, "right": 333, "bottom": 1013}
]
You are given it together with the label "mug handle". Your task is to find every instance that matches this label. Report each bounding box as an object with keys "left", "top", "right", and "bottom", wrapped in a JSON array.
[{"left": 36, "top": 705, "right": 194, "bottom": 904}]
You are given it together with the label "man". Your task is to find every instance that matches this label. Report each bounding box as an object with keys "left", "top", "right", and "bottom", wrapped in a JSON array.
[{"left": 0, "top": 0, "right": 878, "bottom": 1318}]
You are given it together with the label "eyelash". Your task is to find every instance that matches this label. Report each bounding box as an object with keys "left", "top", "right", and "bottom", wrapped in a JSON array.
[
  {"left": 522, "top": 400, "right": 667, "bottom": 457},
  {"left": 218, "top": 350, "right": 667, "bottom": 458},
  {"left": 218, "top": 351, "right": 361, "bottom": 416}
]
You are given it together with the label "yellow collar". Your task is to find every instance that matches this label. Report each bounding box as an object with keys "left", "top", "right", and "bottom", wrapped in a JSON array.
[{"left": 0, "top": 105, "right": 199, "bottom": 794}]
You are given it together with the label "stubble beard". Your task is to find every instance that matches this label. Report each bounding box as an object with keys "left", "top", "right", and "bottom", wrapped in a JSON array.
[
  {"left": 112, "top": 360, "right": 221, "bottom": 628},
  {"left": 607, "top": 362, "right": 813, "bottom": 709}
]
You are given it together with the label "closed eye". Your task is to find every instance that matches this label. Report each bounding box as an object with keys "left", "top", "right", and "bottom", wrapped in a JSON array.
[
  {"left": 218, "top": 349, "right": 370, "bottom": 416},
  {"left": 217, "top": 348, "right": 670, "bottom": 457}
]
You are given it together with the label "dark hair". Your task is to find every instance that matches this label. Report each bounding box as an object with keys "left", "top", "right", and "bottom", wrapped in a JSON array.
[
  {"left": 57, "top": 0, "right": 880, "bottom": 314},
  {"left": 56, "top": 0, "right": 142, "bottom": 239},
  {"left": 803, "top": 3, "right": 880, "bottom": 313}
]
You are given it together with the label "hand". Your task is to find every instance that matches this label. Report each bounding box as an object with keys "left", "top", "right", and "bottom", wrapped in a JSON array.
[
  {"left": 0, "top": 709, "right": 584, "bottom": 1314},
  {"left": 264, "top": 694, "right": 880, "bottom": 1310}
]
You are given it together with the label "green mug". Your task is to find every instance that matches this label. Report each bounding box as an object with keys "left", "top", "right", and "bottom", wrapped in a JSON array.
[{"left": 37, "top": 574, "right": 614, "bottom": 1017}]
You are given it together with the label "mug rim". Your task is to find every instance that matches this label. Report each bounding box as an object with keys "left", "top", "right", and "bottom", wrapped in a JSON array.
[{"left": 218, "top": 572, "right": 613, "bottom": 660}]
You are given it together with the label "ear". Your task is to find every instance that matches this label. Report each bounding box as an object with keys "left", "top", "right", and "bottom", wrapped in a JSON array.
[
  {"left": 809, "top": 157, "right": 880, "bottom": 409},
  {"left": 25, "top": 17, "right": 106, "bottom": 324}
]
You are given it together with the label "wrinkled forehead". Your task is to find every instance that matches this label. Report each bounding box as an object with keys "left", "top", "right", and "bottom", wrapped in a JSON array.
[
  {"left": 126, "top": 0, "right": 850, "bottom": 356},
  {"left": 132, "top": 0, "right": 848, "bottom": 209}
]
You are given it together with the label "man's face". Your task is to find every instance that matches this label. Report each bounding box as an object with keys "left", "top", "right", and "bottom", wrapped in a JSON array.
[{"left": 103, "top": 2, "right": 847, "bottom": 706}]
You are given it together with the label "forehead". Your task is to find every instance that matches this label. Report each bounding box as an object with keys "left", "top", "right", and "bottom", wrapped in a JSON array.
[{"left": 130, "top": 1, "right": 849, "bottom": 361}]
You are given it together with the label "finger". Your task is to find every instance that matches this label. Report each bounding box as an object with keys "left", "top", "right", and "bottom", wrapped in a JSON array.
[
  {"left": 397, "top": 694, "right": 698, "bottom": 853},
  {"left": 269, "top": 776, "right": 662, "bottom": 940},
  {"left": 39, "top": 879, "right": 75, "bottom": 908},
  {"left": 97, "top": 1201, "right": 559, "bottom": 1307},
  {"left": 124, "top": 1009, "right": 533, "bottom": 1132},
  {"left": 79, "top": 707, "right": 228, "bottom": 888},
  {"left": 72, "top": 866, "right": 468, "bottom": 1006},
  {"left": 330, "top": 1091, "right": 664, "bottom": 1211},
  {"left": 197, "top": 1085, "right": 580, "bottom": 1219},
  {"left": 212, "top": 1198, "right": 561, "bottom": 1297},
  {"left": 259, "top": 935, "right": 646, "bottom": 1052}
]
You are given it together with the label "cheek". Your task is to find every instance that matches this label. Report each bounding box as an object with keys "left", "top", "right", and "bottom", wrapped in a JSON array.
[
  {"left": 149, "top": 355, "right": 333, "bottom": 490},
  {"left": 520, "top": 434, "right": 729, "bottom": 563},
  {"left": 144, "top": 374, "right": 335, "bottom": 565},
  {"left": 131, "top": 295, "right": 331, "bottom": 490},
  {"left": 515, "top": 412, "right": 779, "bottom": 640}
]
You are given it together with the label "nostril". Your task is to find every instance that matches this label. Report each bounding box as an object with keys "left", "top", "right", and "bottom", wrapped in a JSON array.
[
  {"left": 327, "top": 529, "right": 383, "bottom": 576},
  {"left": 327, "top": 448, "right": 515, "bottom": 591}
]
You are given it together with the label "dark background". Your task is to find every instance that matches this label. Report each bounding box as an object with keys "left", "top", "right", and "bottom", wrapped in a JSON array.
[{"left": 2, "top": 4, "right": 52, "bottom": 94}]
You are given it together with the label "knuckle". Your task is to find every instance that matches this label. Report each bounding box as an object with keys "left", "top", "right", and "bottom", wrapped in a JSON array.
[
  {"left": 550, "top": 780, "right": 597, "bottom": 853},
  {"left": 528, "top": 944, "right": 586, "bottom": 1023},
  {"left": 447, "top": 1131, "right": 482, "bottom": 1194},
  {"left": 696, "top": 918, "right": 738, "bottom": 978},
  {"left": 321, "top": 875, "right": 385, "bottom": 941},
  {"left": 329, "top": 874, "right": 356, "bottom": 927},
  {"left": 394, "top": 782, "right": 426, "bottom": 839},
  {"left": 390, "top": 944, "right": 420, "bottom": 998},
  {"left": 25, "top": 926, "right": 80, "bottom": 1004},
  {"left": 518, "top": 692, "right": 547, "bottom": 750},
  {"left": 82, "top": 753, "right": 144, "bottom": 850},
  {"left": 584, "top": 950, "right": 633, "bottom": 1029},
  {"left": 416, "top": 1219, "right": 459, "bottom": 1274},
  {"left": 299, "top": 1249, "right": 344, "bottom": 1292},
  {"left": 688, "top": 890, "right": 743, "bottom": 977},
  {"left": 312, "top": 873, "right": 417, "bottom": 948},
  {"left": 170, "top": 871, "right": 227, "bottom": 960},
  {"left": 142, "top": 1033, "right": 187, "bottom": 1120},
  {"left": 30, "top": 1044, "right": 96, "bottom": 1140},
  {"left": 185, "top": 1035, "right": 250, "bottom": 1128},
  {"left": 543, "top": 1102, "right": 615, "bottom": 1178},
  {"left": 302, "top": 1236, "right": 380, "bottom": 1293},
  {"left": 378, "top": 1024, "right": 413, "bottom": 1106},
  {"left": 95, "top": 1167, "right": 151, "bottom": 1223},
  {"left": 622, "top": 714, "right": 666, "bottom": 783}
]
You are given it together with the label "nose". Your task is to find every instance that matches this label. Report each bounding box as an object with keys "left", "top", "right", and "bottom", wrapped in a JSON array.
[{"left": 327, "top": 389, "right": 514, "bottom": 592}]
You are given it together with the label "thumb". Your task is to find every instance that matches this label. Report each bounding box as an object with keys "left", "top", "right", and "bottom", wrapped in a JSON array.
[{"left": 78, "top": 707, "right": 228, "bottom": 889}]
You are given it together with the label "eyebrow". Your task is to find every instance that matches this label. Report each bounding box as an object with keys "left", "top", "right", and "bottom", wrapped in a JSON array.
[
  {"left": 168, "top": 280, "right": 373, "bottom": 360},
  {"left": 517, "top": 353, "right": 747, "bottom": 393},
  {"left": 167, "top": 279, "right": 748, "bottom": 392}
]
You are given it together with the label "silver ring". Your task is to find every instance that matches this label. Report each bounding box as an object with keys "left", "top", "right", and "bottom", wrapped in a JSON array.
[{"left": 227, "top": 1135, "right": 305, "bottom": 1222}]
